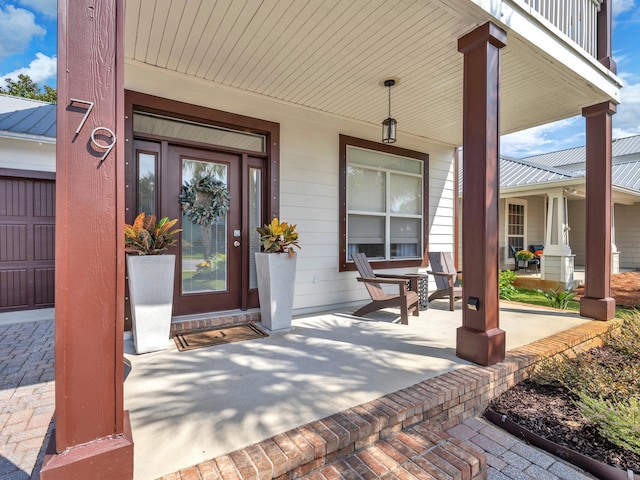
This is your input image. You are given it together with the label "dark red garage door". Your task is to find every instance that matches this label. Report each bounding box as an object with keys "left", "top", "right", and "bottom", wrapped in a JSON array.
[{"left": 0, "top": 171, "right": 55, "bottom": 311}]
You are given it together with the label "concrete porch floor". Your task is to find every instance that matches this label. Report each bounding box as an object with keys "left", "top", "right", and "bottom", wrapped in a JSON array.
[{"left": 123, "top": 300, "right": 593, "bottom": 479}]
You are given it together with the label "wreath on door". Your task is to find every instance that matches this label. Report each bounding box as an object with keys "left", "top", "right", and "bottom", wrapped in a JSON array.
[
  {"left": 179, "top": 175, "right": 231, "bottom": 274},
  {"left": 178, "top": 175, "right": 230, "bottom": 225}
]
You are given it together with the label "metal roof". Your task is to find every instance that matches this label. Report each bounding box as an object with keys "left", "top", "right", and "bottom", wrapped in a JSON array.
[
  {"left": 520, "top": 134, "right": 640, "bottom": 168},
  {"left": 0, "top": 101, "right": 56, "bottom": 138},
  {"left": 499, "top": 157, "right": 573, "bottom": 187},
  {"left": 571, "top": 161, "right": 640, "bottom": 191},
  {"left": 0, "top": 94, "right": 52, "bottom": 114}
]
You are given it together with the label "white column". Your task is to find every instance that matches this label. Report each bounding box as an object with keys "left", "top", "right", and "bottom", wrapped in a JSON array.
[
  {"left": 612, "top": 203, "right": 620, "bottom": 273},
  {"left": 541, "top": 190, "right": 575, "bottom": 288},
  {"left": 544, "top": 191, "right": 571, "bottom": 255}
]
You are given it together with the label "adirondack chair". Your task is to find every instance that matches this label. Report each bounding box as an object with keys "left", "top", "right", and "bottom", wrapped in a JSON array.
[
  {"left": 426, "top": 252, "right": 462, "bottom": 311},
  {"left": 351, "top": 252, "right": 420, "bottom": 325}
]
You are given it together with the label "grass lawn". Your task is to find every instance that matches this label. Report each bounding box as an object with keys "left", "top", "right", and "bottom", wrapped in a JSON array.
[{"left": 509, "top": 287, "right": 635, "bottom": 316}]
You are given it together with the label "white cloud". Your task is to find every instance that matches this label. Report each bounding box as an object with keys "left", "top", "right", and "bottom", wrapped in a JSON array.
[
  {"left": 0, "top": 5, "right": 46, "bottom": 60},
  {"left": 613, "top": 78, "right": 640, "bottom": 138},
  {"left": 500, "top": 118, "right": 585, "bottom": 158},
  {"left": 613, "top": 0, "right": 636, "bottom": 18},
  {"left": 1, "top": 52, "right": 57, "bottom": 84},
  {"left": 17, "top": 0, "right": 56, "bottom": 19}
]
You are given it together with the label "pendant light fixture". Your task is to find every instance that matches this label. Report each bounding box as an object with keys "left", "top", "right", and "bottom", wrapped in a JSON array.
[{"left": 381, "top": 79, "right": 397, "bottom": 143}]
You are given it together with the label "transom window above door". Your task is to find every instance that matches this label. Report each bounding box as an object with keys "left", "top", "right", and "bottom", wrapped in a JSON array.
[{"left": 339, "top": 135, "right": 428, "bottom": 272}]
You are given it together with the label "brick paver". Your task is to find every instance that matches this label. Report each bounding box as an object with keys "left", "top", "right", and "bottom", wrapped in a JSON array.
[
  {"left": 0, "top": 320, "right": 55, "bottom": 480},
  {"left": 446, "top": 417, "right": 596, "bottom": 480}
]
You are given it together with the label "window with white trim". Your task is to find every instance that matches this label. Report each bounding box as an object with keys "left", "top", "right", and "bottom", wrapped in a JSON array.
[
  {"left": 339, "top": 135, "right": 428, "bottom": 271},
  {"left": 506, "top": 199, "right": 527, "bottom": 262}
]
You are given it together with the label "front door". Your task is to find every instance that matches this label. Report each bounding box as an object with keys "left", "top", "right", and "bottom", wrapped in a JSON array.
[
  {"left": 126, "top": 94, "right": 279, "bottom": 321},
  {"left": 164, "top": 144, "right": 258, "bottom": 316}
]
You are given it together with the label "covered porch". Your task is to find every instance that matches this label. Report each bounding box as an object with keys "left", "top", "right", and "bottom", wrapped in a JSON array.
[{"left": 123, "top": 301, "right": 598, "bottom": 479}]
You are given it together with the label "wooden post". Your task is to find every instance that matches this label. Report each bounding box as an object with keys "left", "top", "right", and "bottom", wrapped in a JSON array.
[
  {"left": 580, "top": 102, "right": 616, "bottom": 321},
  {"left": 40, "top": 1, "right": 133, "bottom": 478},
  {"left": 456, "top": 23, "right": 507, "bottom": 366},
  {"left": 597, "top": 0, "right": 616, "bottom": 72}
]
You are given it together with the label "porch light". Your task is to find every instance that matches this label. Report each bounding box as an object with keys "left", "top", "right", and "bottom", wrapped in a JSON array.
[{"left": 381, "top": 79, "right": 397, "bottom": 144}]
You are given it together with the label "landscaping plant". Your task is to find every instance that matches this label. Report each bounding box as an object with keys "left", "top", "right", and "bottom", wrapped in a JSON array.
[
  {"left": 537, "top": 286, "right": 577, "bottom": 309},
  {"left": 498, "top": 269, "right": 517, "bottom": 300},
  {"left": 124, "top": 212, "right": 181, "bottom": 255}
]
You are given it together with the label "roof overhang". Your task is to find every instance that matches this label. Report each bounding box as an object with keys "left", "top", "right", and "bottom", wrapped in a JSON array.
[
  {"left": 124, "top": 0, "right": 622, "bottom": 147},
  {"left": 0, "top": 131, "right": 56, "bottom": 144}
]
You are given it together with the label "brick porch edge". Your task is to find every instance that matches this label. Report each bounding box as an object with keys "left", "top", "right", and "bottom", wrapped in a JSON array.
[{"left": 159, "top": 318, "right": 620, "bottom": 480}]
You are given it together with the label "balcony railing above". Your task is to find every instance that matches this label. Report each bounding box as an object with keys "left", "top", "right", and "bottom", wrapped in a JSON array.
[{"left": 523, "top": 0, "right": 603, "bottom": 58}]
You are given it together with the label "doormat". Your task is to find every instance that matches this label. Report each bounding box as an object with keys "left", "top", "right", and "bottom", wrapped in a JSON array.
[{"left": 173, "top": 323, "right": 268, "bottom": 352}]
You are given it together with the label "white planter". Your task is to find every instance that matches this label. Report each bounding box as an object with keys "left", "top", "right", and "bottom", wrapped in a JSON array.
[
  {"left": 255, "top": 252, "right": 297, "bottom": 331},
  {"left": 127, "top": 254, "right": 175, "bottom": 354}
]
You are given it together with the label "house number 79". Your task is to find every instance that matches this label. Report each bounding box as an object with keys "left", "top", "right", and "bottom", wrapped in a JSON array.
[{"left": 70, "top": 98, "right": 117, "bottom": 162}]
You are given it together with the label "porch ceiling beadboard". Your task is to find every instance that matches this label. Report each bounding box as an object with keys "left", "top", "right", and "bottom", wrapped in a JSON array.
[{"left": 124, "top": 0, "right": 620, "bottom": 147}]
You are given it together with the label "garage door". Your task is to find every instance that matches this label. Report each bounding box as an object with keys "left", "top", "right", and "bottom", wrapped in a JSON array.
[{"left": 0, "top": 174, "right": 55, "bottom": 311}]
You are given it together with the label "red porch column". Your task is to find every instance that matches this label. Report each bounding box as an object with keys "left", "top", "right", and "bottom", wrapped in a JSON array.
[
  {"left": 40, "top": 1, "right": 133, "bottom": 479},
  {"left": 456, "top": 23, "right": 507, "bottom": 366},
  {"left": 597, "top": 0, "right": 616, "bottom": 72},
  {"left": 579, "top": 102, "right": 617, "bottom": 321}
]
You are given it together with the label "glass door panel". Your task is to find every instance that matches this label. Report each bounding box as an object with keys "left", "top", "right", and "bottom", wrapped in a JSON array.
[
  {"left": 248, "top": 167, "right": 261, "bottom": 289},
  {"left": 181, "top": 159, "right": 228, "bottom": 294}
]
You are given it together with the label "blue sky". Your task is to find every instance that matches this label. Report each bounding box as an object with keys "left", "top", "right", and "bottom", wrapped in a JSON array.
[{"left": 0, "top": 0, "right": 638, "bottom": 158}]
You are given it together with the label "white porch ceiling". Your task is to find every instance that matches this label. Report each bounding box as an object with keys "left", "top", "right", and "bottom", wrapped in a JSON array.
[{"left": 124, "top": 0, "right": 618, "bottom": 146}]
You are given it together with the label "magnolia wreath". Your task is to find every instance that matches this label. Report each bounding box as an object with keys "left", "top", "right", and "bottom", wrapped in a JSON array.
[{"left": 178, "top": 175, "right": 230, "bottom": 225}]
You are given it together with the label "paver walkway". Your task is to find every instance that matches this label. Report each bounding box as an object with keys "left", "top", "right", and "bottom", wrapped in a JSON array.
[
  {"left": 446, "top": 417, "right": 596, "bottom": 480},
  {"left": 0, "top": 319, "right": 55, "bottom": 480}
]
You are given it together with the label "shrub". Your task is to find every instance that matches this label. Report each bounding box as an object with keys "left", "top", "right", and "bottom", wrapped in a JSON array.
[
  {"left": 499, "top": 269, "right": 517, "bottom": 300},
  {"left": 577, "top": 392, "right": 640, "bottom": 455},
  {"left": 537, "top": 286, "right": 576, "bottom": 309},
  {"left": 605, "top": 311, "right": 640, "bottom": 359}
]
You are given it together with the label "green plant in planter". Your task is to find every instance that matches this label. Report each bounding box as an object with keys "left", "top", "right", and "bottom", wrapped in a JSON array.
[
  {"left": 516, "top": 249, "right": 535, "bottom": 262},
  {"left": 124, "top": 212, "right": 181, "bottom": 255},
  {"left": 256, "top": 217, "right": 301, "bottom": 257}
]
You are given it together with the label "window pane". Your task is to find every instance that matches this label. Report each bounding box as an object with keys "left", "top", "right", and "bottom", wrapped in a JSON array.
[
  {"left": 390, "top": 174, "right": 421, "bottom": 214},
  {"left": 181, "top": 159, "right": 228, "bottom": 294},
  {"left": 390, "top": 217, "right": 421, "bottom": 258},
  {"left": 348, "top": 214, "right": 384, "bottom": 259},
  {"left": 249, "top": 168, "right": 261, "bottom": 289},
  {"left": 347, "top": 167, "right": 385, "bottom": 212},
  {"left": 138, "top": 152, "right": 156, "bottom": 215},
  {"left": 348, "top": 146, "right": 421, "bottom": 174},
  {"left": 134, "top": 112, "right": 265, "bottom": 153}
]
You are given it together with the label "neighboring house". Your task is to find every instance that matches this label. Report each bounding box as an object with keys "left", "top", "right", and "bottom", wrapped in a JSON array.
[
  {"left": 458, "top": 135, "right": 640, "bottom": 286},
  {"left": 0, "top": 95, "right": 56, "bottom": 312}
]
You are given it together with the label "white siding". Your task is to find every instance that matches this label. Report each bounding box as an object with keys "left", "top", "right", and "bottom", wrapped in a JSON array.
[
  {"left": 0, "top": 137, "right": 56, "bottom": 172},
  {"left": 126, "top": 63, "right": 456, "bottom": 313},
  {"left": 615, "top": 203, "right": 640, "bottom": 271},
  {"left": 567, "top": 200, "right": 586, "bottom": 266}
]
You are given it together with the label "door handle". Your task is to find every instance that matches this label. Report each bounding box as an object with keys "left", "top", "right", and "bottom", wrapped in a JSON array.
[{"left": 233, "top": 241, "right": 241, "bottom": 247}]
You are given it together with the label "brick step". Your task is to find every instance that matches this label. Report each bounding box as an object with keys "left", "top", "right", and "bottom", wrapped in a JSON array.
[
  {"left": 170, "top": 310, "right": 261, "bottom": 336},
  {"left": 300, "top": 422, "right": 486, "bottom": 480}
]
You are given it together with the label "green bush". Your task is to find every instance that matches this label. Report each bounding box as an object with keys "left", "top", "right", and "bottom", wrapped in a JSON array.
[
  {"left": 537, "top": 286, "right": 576, "bottom": 309},
  {"left": 499, "top": 269, "right": 517, "bottom": 300},
  {"left": 605, "top": 311, "right": 640, "bottom": 359},
  {"left": 577, "top": 392, "right": 640, "bottom": 455}
]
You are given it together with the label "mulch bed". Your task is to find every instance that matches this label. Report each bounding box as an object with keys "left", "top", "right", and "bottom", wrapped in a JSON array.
[
  {"left": 575, "top": 271, "right": 640, "bottom": 308},
  {"left": 487, "top": 346, "right": 640, "bottom": 474}
]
